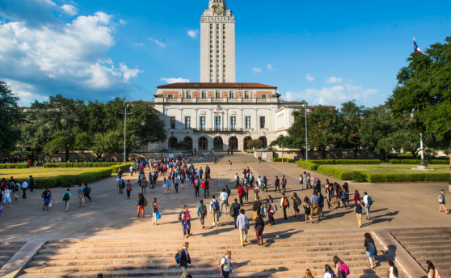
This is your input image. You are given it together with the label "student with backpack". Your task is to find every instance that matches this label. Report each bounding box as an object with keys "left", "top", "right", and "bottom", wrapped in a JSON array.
[
  {"left": 426, "top": 260, "right": 442, "bottom": 278},
  {"left": 219, "top": 250, "right": 234, "bottom": 278},
  {"left": 324, "top": 265, "right": 337, "bottom": 278},
  {"left": 83, "top": 183, "right": 92, "bottom": 202},
  {"left": 252, "top": 197, "right": 262, "bottom": 220},
  {"left": 254, "top": 214, "right": 265, "bottom": 246},
  {"left": 197, "top": 200, "right": 207, "bottom": 229},
  {"left": 117, "top": 177, "right": 125, "bottom": 194},
  {"left": 203, "top": 179, "right": 210, "bottom": 199},
  {"left": 387, "top": 261, "right": 399, "bottom": 278},
  {"left": 236, "top": 209, "right": 249, "bottom": 247},
  {"left": 303, "top": 196, "right": 314, "bottom": 223},
  {"left": 181, "top": 205, "right": 192, "bottom": 238},
  {"left": 364, "top": 233, "right": 378, "bottom": 269},
  {"left": 152, "top": 198, "right": 159, "bottom": 225},
  {"left": 237, "top": 185, "right": 244, "bottom": 206},
  {"left": 62, "top": 189, "right": 71, "bottom": 212},
  {"left": 230, "top": 199, "right": 240, "bottom": 228},
  {"left": 210, "top": 195, "right": 220, "bottom": 226},
  {"left": 281, "top": 175, "right": 287, "bottom": 193},
  {"left": 137, "top": 193, "right": 146, "bottom": 218},
  {"left": 280, "top": 193, "right": 290, "bottom": 221},
  {"left": 175, "top": 242, "right": 191, "bottom": 278},
  {"left": 363, "top": 192, "right": 372, "bottom": 220},
  {"left": 355, "top": 198, "right": 363, "bottom": 228},
  {"left": 234, "top": 173, "right": 240, "bottom": 188},
  {"left": 194, "top": 178, "right": 200, "bottom": 198},
  {"left": 274, "top": 176, "right": 280, "bottom": 193},
  {"left": 333, "top": 256, "right": 350, "bottom": 278}
]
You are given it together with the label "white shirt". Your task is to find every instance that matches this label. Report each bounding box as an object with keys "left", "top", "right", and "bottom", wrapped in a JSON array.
[
  {"left": 389, "top": 267, "right": 398, "bottom": 278},
  {"left": 363, "top": 195, "right": 369, "bottom": 206},
  {"left": 234, "top": 175, "right": 239, "bottom": 181},
  {"left": 2, "top": 190, "right": 11, "bottom": 198},
  {"left": 257, "top": 178, "right": 263, "bottom": 185},
  {"left": 221, "top": 257, "right": 231, "bottom": 272},
  {"left": 22, "top": 181, "right": 28, "bottom": 188},
  {"left": 324, "top": 273, "right": 335, "bottom": 278},
  {"left": 241, "top": 174, "right": 245, "bottom": 180},
  {"left": 220, "top": 192, "right": 228, "bottom": 201}
]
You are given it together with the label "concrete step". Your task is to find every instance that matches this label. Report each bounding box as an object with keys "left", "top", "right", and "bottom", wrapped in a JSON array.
[
  {"left": 19, "top": 264, "right": 401, "bottom": 277},
  {"left": 394, "top": 235, "right": 451, "bottom": 242},
  {"left": 0, "top": 244, "right": 24, "bottom": 250},
  {"left": 390, "top": 229, "right": 451, "bottom": 235},
  {"left": 400, "top": 241, "right": 451, "bottom": 248},
  {"left": 411, "top": 251, "right": 451, "bottom": 259}
]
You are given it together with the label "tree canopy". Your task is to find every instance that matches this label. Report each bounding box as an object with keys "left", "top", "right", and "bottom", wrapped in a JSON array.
[{"left": 0, "top": 81, "right": 21, "bottom": 158}]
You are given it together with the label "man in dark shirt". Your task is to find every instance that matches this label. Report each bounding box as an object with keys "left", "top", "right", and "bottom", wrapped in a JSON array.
[
  {"left": 231, "top": 199, "right": 241, "bottom": 228},
  {"left": 178, "top": 242, "right": 191, "bottom": 278},
  {"left": 42, "top": 188, "right": 52, "bottom": 210},
  {"left": 274, "top": 176, "right": 280, "bottom": 193}
]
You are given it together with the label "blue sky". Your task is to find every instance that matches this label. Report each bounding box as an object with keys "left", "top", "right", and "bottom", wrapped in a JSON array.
[{"left": 0, "top": 0, "right": 450, "bottom": 107}]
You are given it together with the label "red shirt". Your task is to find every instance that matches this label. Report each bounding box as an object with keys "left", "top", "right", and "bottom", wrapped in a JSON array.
[
  {"left": 246, "top": 168, "right": 250, "bottom": 174},
  {"left": 237, "top": 187, "right": 243, "bottom": 196}
]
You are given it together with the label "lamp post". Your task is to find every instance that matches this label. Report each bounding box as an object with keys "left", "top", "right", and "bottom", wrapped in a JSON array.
[
  {"left": 449, "top": 154, "right": 451, "bottom": 192},
  {"left": 304, "top": 101, "right": 309, "bottom": 162},
  {"left": 120, "top": 103, "right": 132, "bottom": 164}
]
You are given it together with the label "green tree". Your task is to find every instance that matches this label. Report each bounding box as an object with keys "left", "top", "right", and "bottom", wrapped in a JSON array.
[
  {"left": 388, "top": 35, "right": 451, "bottom": 147},
  {"left": 360, "top": 105, "right": 394, "bottom": 158},
  {"left": 340, "top": 101, "right": 365, "bottom": 159},
  {"left": 247, "top": 139, "right": 263, "bottom": 150},
  {"left": 270, "top": 135, "right": 298, "bottom": 162},
  {"left": 127, "top": 101, "right": 166, "bottom": 147},
  {"left": 0, "top": 81, "right": 21, "bottom": 159}
]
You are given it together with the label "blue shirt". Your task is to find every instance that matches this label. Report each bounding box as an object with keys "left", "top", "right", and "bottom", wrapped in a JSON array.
[
  {"left": 311, "top": 195, "right": 319, "bottom": 204},
  {"left": 236, "top": 214, "right": 249, "bottom": 229}
]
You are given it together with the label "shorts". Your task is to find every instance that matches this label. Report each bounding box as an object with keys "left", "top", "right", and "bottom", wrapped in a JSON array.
[
  {"left": 366, "top": 251, "right": 377, "bottom": 258},
  {"left": 78, "top": 195, "right": 83, "bottom": 200},
  {"left": 2, "top": 197, "right": 11, "bottom": 203},
  {"left": 44, "top": 199, "right": 51, "bottom": 205}
]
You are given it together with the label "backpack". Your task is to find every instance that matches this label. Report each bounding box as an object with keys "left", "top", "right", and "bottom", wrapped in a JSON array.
[
  {"left": 201, "top": 181, "right": 205, "bottom": 189},
  {"left": 178, "top": 211, "right": 184, "bottom": 221},
  {"left": 271, "top": 203, "right": 278, "bottom": 213},
  {"left": 283, "top": 197, "right": 288, "bottom": 207},
  {"left": 213, "top": 200, "right": 219, "bottom": 211},
  {"left": 339, "top": 261, "right": 350, "bottom": 276},
  {"left": 14, "top": 184, "right": 19, "bottom": 191},
  {"left": 368, "top": 241, "right": 377, "bottom": 256},
  {"left": 199, "top": 205, "right": 207, "bottom": 216},
  {"left": 229, "top": 207, "right": 236, "bottom": 217},
  {"left": 63, "top": 192, "right": 70, "bottom": 201},
  {"left": 175, "top": 250, "right": 181, "bottom": 265},
  {"left": 367, "top": 196, "right": 373, "bottom": 206},
  {"left": 252, "top": 202, "right": 259, "bottom": 211},
  {"left": 219, "top": 256, "right": 228, "bottom": 272}
]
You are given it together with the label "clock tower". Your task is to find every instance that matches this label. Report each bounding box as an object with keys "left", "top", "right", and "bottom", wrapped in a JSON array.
[{"left": 200, "top": 0, "right": 236, "bottom": 83}]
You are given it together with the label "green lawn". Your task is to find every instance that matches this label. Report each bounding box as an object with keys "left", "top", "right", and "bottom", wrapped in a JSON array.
[
  {"left": 326, "top": 164, "right": 450, "bottom": 174},
  {"left": 0, "top": 168, "right": 100, "bottom": 180}
]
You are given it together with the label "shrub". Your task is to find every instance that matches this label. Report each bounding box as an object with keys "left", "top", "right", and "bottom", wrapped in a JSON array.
[
  {"left": 34, "top": 168, "right": 113, "bottom": 188},
  {"left": 111, "top": 163, "right": 133, "bottom": 173},
  {"left": 389, "top": 159, "right": 449, "bottom": 165},
  {"left": 272, "top": 158, "right": 295, "bottom": 163},
  {"left": 296, "top": 160, "right": 319, "bottom": 170},
  {"left": 387, "top": 153, "right": 419, "bottom": 158},
  {"left": 43, "top": 162, "right": 123, "bottom": 168},
  {"left": 367, "top": 173, "right": 449, "bottom": 183},
  {"left": 309, "top": 159, "right": 381, "bottom": 165},
  {"left": 0, "top": 163, "right": 29, "bottom": 169},
  {"left": 315, "top": 166, "right": 367, "bottom": 181}
]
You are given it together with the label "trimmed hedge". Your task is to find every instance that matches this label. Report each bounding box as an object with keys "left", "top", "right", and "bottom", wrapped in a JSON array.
[
  {"left": 296, "top": 160, "right": 319, "bottom": 170},
  {"left": 43, "top": 162, "right": 123, "bottom": 168},
  {"left": 272, "top": 158, "right": 295, "bottom": 163},
  {"left": 367, "top": 173, "right": 449, "bottom": 183},
  {"left": 389, "top": 159, "right": 450, "bottom": 165},
  {"left": 34, "top": 168, "right": 113, "bottom": 188},
  {"left": 309, "top": 159, "right": 381, "bottom": 165},
  {"left": 111, "top": 163, "right": 133, "bottom": 174},
  {"left": 316, "top": 166, "right": 368, "bottom": 182},
  {"left": 0, "top": 163, "right": 29, "bottom": 169}
]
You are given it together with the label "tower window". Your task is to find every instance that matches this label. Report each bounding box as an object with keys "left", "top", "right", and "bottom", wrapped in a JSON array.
[
  {"left": 185, "top": 91, "right": 191, "bottom": 99},
  {"left": 201, "top": 91, "right": 206, "bottom": 98},
  {"left": 245, "top": 91, "right": 250, "bottom": 99},
  {"left": 215, "top": 91, "right": 220, "bottom": 98},
  {"left": 229, "top": 91, "right": 234, "bottom": 98}
]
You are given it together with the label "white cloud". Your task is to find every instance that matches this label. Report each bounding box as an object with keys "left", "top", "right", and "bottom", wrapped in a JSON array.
[
  {"left": 119, "top": 19, "right": 127, "bottom": 25},
  {"left": 305, "top": 73, "right": 315, "bottom": 81},
  {"left": 284, "top": 82, "right": 378, "bottom": 106},
  {"left": 161, "top": 77, "right": 190, "bottom": 84},
  {"left": 187, "top": 29, "right": 199, "bottom": 38},
  {"left": 349, "top": 79, "right": 353, "bottom": 83},
  {"left": 0, "top": 11, "right": 142, "bottom": 103},
  {"left": 61, "top": 4, "right": 78, "bottom": 16},
  {"left": 133, "top": 42, "right": 144, "bottom": 47},
  {"left": 252, "top": 67, "right": 261, "bottom": 73},
  {"left": 149, "top": 38, "right": 166, "bottom": 48},
  {"left": 5, "top": 79, "right": 49, "bottom": 106},
  {"left": 37, "top": 0, "right": 57, "bottom": 7},
  {"left": 120, "top": 63, "right": 143, "bottom": 83},
  {"left": 326, "top": 76, "right": 342, "bottom": 84},
  {"left": 267, "top": 64, "right": 278, "bottom": 70}
]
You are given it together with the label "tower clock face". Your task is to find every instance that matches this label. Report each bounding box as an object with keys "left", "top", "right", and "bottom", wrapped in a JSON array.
[{"left": 214, "top": 6, "right": 223, "bottom": 15}]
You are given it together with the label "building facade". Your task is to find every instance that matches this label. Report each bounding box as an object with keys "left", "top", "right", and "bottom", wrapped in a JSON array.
[{"left": 146, "top": 0, "right": 306, "bottom": 152}]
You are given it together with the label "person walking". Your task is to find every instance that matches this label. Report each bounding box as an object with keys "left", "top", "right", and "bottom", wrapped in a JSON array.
[
  {"left": 253, "top": 182, "right": 260, "bottom": 201},
  {"left": 281, "top": 175, "right": 287, "bottom": 193},
  {"left": 175, "top": 176, "right": 180, "bottom": 193},
  {"left": 21, "top": 180, "right": 28, "bottom": 199},
  {"left": 318, "top": 192, "right": 325, "bottom": 219},
  {"left": 178, "top": 242, "right": 191, "bottom": 278},
  {"left": 262, "top": 176, "right": 268, "bottom": 192},
  {"left": 336, "top": 187, "right": 348, "bottom": 209},
  {"left": 42, "top": 188, "right": 52, "bottom": 210},
  {"left": 252, "top": 197, "right": 262, "bottom": 220},
  {"left": 220, "top": 189, "right": 228, "bottom": 213},
  {"left": 210, "top": 195, "right": 220, "bottom": 226},
  {"left": 203, "top": 179, "right": 210, "bottom": 198},
  {"left": 2, "top": 187, "right": 12, "bottom": 208},
  {"left": 438, "top": 190, "right": 449, "bottom": 214},
  {"left": 197, "top": 200, "right": 207, "bottom": 229},
  {"left": 354, "top": 190, "right": 360, "bottom": 207},
  {"left": 323, "top": 265, "right": 336, "bottom": 278},
  {"left": 364, "top": 233, "right": 378, "bottom": 269},
  {"left": 219, "top": 251, "right": 234, "bottom": 278},
  {"left": 274, "top": 176, "right": 280, "bottom": 193},
  {"left": 137, "top": 193, "right": 146, "bottom": 218},
  {"left": 28, "top": 175, "right": 35, "bottom": 192},
  {"left": 236, "top": 209, "right": 249, "bottom": 247},
  {"left": 167, "top": 178, "right": 172, "bottom": 193},
  {"left": 299, "top": 174, "right": 304, "bottom": 190},
  {"left": 268, "top": 198, "right": 276, "bottom": 226},
  {"left": 304, "top": 172, "right": 310, "bottom": 189},
  {"left": 228, "top": 160, "right": 232, "bottom": 170},
  {"left": 280, "top": 193, "right": 290, "bottom": 221},
  {"left": 151, "top": 198, "right": 158, "bottom": 225},
  {"left": 311, "top": 191, "right": 320, "bottom": 222},
  {"left": 129, "top": 165, "right": 134, "bottom": 177},
  {"left": 355, "top": 198, "right": 363, "bottom": 228},
  {"left": 126, "top": 180, "right": 132, "bottom": 199},
  {"left": 387, "top": 261, "right": 399, "bottom": 278},
  {"left": 83, "top": 183, "right": 92, "bottom": 202},
  {"left": 363, "top": 192, "right": 372, "bottom": 220},
  {"left": 62, "top": 189, "right": 71, "bottom": 212},
  {"left": 333, "top": 256, "right": 349, "bottom": 278},
  {"left": 244, "top": 184, "right": 249, "bottom": 204},
  {"left": 12, "top": 182, "right": 20, "bottom": 201},
  {"left": 230, "top": 199, "right": 240, "bottom": 228},
  {"left": 117, "top": 177, "right": 125, "bottom": 194},
  {"left": 181, "top": 205, "right": 192, "bottom": 238},
  {"left": 254, "top": 214, "right": 265, "bottom": 246},
  {"left": 234, "top": 173, "right": 240, "bottom": 189},
  {"left": 77, "top": 184, "right": 84, "bottom": 207},
  {"left": 237, "top": 185, "right": 244, "bottom": 206},
  {"left": 303, "top": 196, "right": 313, "bottom": 223},
  {"left": 291, "top": 193, "right": 301, "bottom": 219},
  {"left": 194, "top": 178, "right": 200, "bottom": 198}
]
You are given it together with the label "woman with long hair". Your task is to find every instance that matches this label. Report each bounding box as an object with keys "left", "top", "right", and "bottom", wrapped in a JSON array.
[
  {"left": 151, "top": 198, "right": 158, "bottom": 225},
  {"left": 302, "top": 269, "right": 314, "bottom": 278},
  {"left": 438, "top": 190, "right": 449, "bottom": 214},
  {"left": 426, "top": 260, "right": 437, "bottom": 278},
  {"left": 387, "top": 261, "right": 399, "bottom": 278},
  {"left": 303, "top": 196, "right": 314, "bottom": 223},
  {"left": 254, "top": 214, "right": 265, "bottom": 246},
  {"left": 324, "top": 264, "right": 336, "bottom": 278},
  {"left": 364, "top": 233, "right": 377, "bottom": 268}
]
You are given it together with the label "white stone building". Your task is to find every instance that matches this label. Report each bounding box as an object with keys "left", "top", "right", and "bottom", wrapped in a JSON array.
[{"left": 147, "top": 0, "right": 306, "bottom": 152}]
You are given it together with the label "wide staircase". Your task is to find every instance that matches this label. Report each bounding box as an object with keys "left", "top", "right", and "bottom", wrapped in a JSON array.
[
  {"left": 391, "top": 227, "right": 451, "bottom": 277},
  {"left": 18, "top": 231, "right": 406, "bottom": 278},
  {"left": 0, "top": 240, "right": 26, "bottom": 269},
  {"left": 192, "top": 152, "right": 258, "bottom": 164}
]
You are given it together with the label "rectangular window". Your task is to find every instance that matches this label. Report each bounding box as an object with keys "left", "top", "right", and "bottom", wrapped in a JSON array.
[
  {"left": 245, "top": 116, "right": 251, "bottom": 129},
  {"left": 230, "top": 116, "right": 236, "bottom": 130},
  {"left": 199, "top": 116, "right": 205, "bottom": 130},
  {"left": 170, "top": 117, "right": 176, "bottom": 129},
  {"left": 244, "top": 91, "right": 250, "bottom": 99},
  {"left": 201, "top": 91, "right": 206, "bottom": 99},
  {"left": 262, "top": 94, "right": 267, "bottom": 99},
  {"left": 215, "top": 91, "right": 220, "bottom": 98},
  {"left": 167, "top": 94, "right": 173, "bottom": 99},
  {"left": 184, "top": 117, "right": 191, "bottom": 129},
  {"left": 215, "top": 116, "right": 221, "bottom": 130},
  {"left": 229, "top": 91, "right": 234, "bottom": 98},
  {"left": 260, "top": 117, "right": 266, "bottom": 128},
  {"left": 185, "top": 91, "right": 191, "bottom": 99}
]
